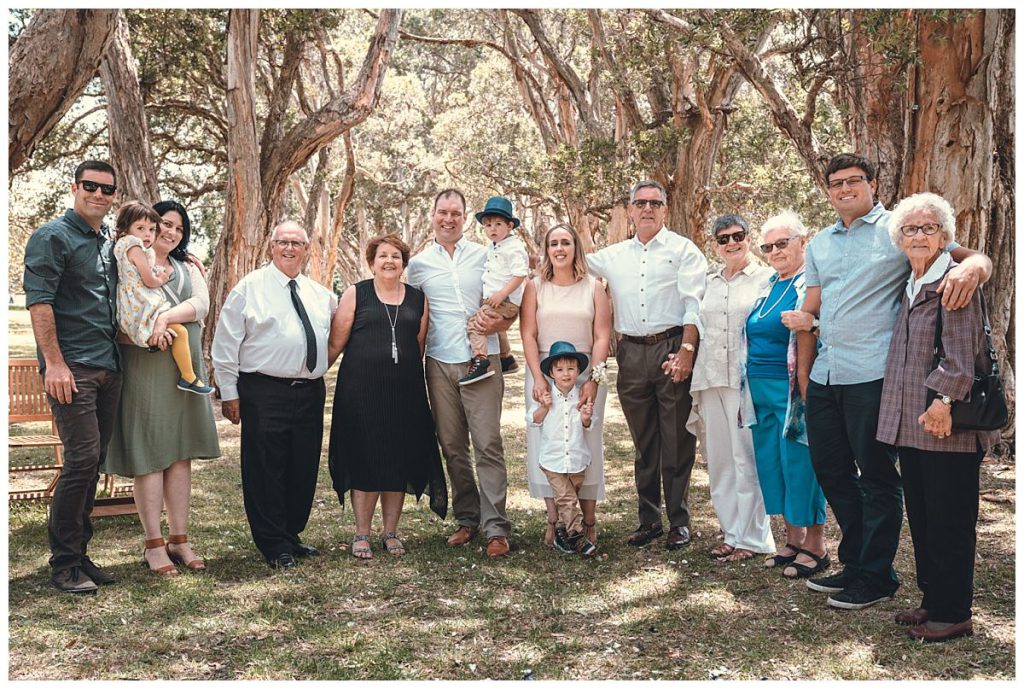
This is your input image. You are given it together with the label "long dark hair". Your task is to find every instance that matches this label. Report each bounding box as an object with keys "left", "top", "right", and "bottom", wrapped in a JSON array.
[{"left": 153, "top": 200, "right": 192, "bottom": 262}]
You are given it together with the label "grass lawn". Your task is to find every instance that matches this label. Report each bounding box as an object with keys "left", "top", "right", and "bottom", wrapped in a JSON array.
[{"left": 7, "top": 308, "right": 1016, "bottom": 679}]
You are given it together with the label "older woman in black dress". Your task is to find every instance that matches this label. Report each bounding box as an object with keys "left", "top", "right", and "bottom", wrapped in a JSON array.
[
  {"left": 876, "top": 192, "right": 1000, "bottom": 642},
  {"left": 327, "top": 234, "right": 447, "bottom": 559}
]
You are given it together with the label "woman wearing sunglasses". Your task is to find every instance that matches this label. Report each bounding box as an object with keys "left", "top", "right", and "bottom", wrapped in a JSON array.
[
  {"left": 739, "top": 211, "right": 829, "bottom": 579},
  {"left": 688, "top": 214, "right": 775, "bottom": 563}
]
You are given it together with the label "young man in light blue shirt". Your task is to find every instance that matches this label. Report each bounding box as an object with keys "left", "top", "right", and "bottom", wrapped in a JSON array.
[{"left": 795, "top": 153, "right": 991, "bottom": 611}]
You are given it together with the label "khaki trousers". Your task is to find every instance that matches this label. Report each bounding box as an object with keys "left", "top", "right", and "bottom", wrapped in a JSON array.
[
  {"left": 469, "top": 300, "right": 519, "bottom": 357},
  {"left": 541, "top": 467, "right": 586, "bottom": 534},
  {"left": 616, "top": 336, "right": 697, "bottom": 530},
  {"left": 425, "top": 356, "right": 510, "bottom": 538}
]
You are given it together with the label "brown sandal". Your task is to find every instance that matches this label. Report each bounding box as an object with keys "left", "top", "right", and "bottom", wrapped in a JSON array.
[
  {"left": 544, "top": 519, "right": 557, "bottom": 547},
  {"left": 167, "top": 534, "right": 206, "bottom": 571},
  {"left": 582, "top": 520, "right": 597, "bottom": 546},
  {"left": 143, "top": 537, "right": 179, "bottom": 577}
]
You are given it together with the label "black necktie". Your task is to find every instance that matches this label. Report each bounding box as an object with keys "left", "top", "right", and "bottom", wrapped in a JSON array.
[{"left": 288, "top": 279, "right": 317, "bottom": 372}]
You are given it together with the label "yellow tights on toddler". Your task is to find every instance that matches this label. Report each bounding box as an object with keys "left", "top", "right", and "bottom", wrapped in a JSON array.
[{"left": 168, "top": 324, "right": 206, "bottom": 387}]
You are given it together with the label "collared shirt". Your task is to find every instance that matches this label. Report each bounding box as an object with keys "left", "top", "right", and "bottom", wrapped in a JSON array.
[
  {"left": 691, "top": 260, "right": 773, "bottom": 392},
  {"left": 212, "top": 263, "right": 338, "bottom": 400},
  {"left": 527, "top": 385, "right": 592, "bottom": 474},
  {"left": 406, "top": 236, "right": 498, "bottom": 363},
  {"left": 482, "top": 234, "right": 529, "bottom": 305},
  {"left": 23, "top": 208, "right": 119, "bottom": 372},
  {"left": 907, "top": 251, "right": 952, "bottom": 302},
  {"left": 587, "top": 226, "right": 707, "bottom": 337}
]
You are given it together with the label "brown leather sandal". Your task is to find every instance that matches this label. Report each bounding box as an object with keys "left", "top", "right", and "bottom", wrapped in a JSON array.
[
  {"left": 167, "top": 534, "right": 206, "bottom": 571},
  {"left": 582, "top": 520, "right": 597, "bottom": 546},
  {"left": 143, "top": 537, "right": 179, "bottom": 577}
]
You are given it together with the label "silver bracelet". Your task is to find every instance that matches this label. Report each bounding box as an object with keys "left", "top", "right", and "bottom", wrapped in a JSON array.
[{"left": 588, "top": 362, "right": 608, "bottom": 386}]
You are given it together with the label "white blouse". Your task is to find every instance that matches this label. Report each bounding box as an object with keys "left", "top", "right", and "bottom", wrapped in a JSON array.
[{"left": 691, "top": 260, "right": 773, "bottom": 392}]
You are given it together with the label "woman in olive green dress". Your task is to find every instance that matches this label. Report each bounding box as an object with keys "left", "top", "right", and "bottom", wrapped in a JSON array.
[{"left": 104, "top": 201, "right": 220, "bottom": 576}]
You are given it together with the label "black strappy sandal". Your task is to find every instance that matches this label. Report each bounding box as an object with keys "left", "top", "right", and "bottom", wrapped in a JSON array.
[
  {"left": 781, "top": 548, "right": 830, "bottom": 579},
  {"left": 764, "top": 542, "right": 801, "bottom": 568}
]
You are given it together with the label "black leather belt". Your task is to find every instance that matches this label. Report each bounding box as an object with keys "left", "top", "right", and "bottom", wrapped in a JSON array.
[
  {"left": 244, "top": 371, "right": 317, "bottom": 386},
  {"left": 620, "top": 326, "right": 684, "bottom": 345}
]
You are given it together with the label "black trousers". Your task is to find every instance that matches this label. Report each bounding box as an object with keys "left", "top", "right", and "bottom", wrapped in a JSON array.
[
  {"left": 899, "top": 445, "right": 983, "bottom": 623},
  {"left": 238, "top": 373, "right": 325, "bottom": 560},
  {"left": 47, "top": 364, "right": 122, "bottom": 572},
  {"left": 806, "top": 379, "right": 902, "bottom": 590}
]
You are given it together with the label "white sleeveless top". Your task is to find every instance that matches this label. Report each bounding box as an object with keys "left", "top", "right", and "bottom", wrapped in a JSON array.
[{"left": 534, "top": 274, "right": 596, "bottom": 354}]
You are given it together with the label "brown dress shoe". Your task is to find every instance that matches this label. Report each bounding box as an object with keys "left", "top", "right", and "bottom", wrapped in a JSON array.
[
  {"left": 627, "top": 523, "right": 664, "bottom": 546},
  {"left": 665, "top": 525, "right": 691, "bottom": 550},
  {"left": 486, "top": 536, "right": 510, "bottom": 558},
  {"left": 908, "top": 619, "right": 973, "bottom": 642},
  {"left": 895, "top": 607, "right": 929, "bottom": 626},
  {"left": 447, "top": 526, "right": 478, "bottom": 547}
]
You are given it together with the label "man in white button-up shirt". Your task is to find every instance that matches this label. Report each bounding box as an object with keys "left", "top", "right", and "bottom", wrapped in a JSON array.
[
  {"left": 406, "top": 189, "right": 513, "bottom": 558},
  {"left": 212, "top": 221, "right": 338, "bottom": 569},
  {"left": 587, "top": 180, "right": 707, "bottom": 551}
]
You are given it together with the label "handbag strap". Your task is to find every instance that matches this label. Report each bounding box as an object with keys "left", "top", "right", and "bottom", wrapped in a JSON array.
[{"left": 932, "top": 288, "right": 1000, "bottom": 376}]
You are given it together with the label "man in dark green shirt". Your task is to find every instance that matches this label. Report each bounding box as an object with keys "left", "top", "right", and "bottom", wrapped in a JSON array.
[{"left": 23, "top": 160, "right": 122, "bottom": 594}]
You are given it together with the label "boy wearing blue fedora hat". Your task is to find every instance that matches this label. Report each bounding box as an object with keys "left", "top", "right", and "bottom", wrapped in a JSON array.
[
  {"left": 460, "top": 196, "right": 530, "bottom": 385},
  {"left": 528, "top": 341, "right": 598, "bottom": 556}
]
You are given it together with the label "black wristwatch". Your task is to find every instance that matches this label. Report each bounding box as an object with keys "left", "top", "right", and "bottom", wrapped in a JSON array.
[{"left": 810, "top": 318, "right": 820, "bottom": 336}]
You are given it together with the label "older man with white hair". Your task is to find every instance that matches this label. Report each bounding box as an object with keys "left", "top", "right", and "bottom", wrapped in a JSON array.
[{"left": 212, "top": 221, "right": 338, "bottom": 568}]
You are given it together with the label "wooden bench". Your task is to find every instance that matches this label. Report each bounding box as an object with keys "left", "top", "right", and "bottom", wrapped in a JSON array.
[{"left": 8, "top": 357, "right": 136, "bottom": 515}]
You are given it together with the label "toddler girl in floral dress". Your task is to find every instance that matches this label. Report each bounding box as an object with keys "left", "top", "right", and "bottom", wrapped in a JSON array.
[{"left": 113, "top": 201, "right": 213, "bottom": 395}]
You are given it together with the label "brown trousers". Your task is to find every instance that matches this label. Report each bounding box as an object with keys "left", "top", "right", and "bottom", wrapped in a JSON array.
[
  {"left": 469, "top": 300, "right": 519, "bottom": 358},
  {"left": 615, "top": 336, "right": 697, "bottom": 530},
  {"left": 541, "top": 467, "right": 586, "bottom": 534},
  {"left": 425, "top": 356, "right": 510, "bottom": 538}
]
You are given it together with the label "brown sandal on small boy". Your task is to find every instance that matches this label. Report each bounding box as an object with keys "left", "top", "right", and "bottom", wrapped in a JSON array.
[
  {"left": 167, "top": 534, "right": 206, "bottom": 571},
  {"left": 143, "top": 537, "right": 179, "bottom": 577}
]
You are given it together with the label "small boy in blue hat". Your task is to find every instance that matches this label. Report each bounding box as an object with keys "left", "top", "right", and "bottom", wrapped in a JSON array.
[
  {"left": 527, "top": 341, "right": 598, "bottom": 556},
  {"left": 460, "top": 196, "right": 530, "bottom": 385}
]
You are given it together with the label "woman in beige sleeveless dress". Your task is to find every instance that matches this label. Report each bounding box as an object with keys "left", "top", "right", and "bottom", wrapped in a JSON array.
[{"left": 520, "top": 225, "right": 612, "bottom": 546}]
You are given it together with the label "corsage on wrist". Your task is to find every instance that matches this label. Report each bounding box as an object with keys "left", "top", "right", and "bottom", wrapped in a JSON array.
[{"left": 589, "top": 362, "right": 608, "bottom": 386}]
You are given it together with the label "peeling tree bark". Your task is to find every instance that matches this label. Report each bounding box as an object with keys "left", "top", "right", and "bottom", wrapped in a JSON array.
[
  {"left": 99, "top": 12, "right": 160, "bottom": 203},
  {"left": 9, "top": 9, "right": 119, "bottom": 175}
]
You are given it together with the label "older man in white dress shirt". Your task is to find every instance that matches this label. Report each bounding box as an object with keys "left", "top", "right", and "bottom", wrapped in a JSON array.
[
  {"left": 406, "top": 189, "right": 513, "bottom": 558},
  {"left": 587, "top": 180, "right": 707, "bottom": 550},
  {"left": 212, "top": 221, "right": 338, "bottom": 569}
]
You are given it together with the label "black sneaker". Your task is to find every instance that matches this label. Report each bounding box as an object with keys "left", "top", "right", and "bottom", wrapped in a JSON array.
[
  {"left": 827, "top": 579, "right": 897, "bottom": 610},
  {"left": 80, "top": 556, "right": 116, "bottom": 585},
  {"left": 572, "top": 532, "right": 598, "bottom": 557},
  {"left": 806, "top": 568, "right": 855, "bottom": 593},
  {"left": 458, "top": 357, "right": 495, "bottom": 386},
  {"left": 51, "top": 566, "right": 98, "bottom": 595},
  {"left": 553, "top": 526, "right": 574, "bottom": 554},
  {"left": 500, "top": 356, "right": 519, "bottom": 373}
]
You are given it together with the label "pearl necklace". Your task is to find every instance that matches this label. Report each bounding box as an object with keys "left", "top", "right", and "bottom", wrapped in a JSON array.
[{"left": 756, "top": 271, "right": 803, "bottom": 319}]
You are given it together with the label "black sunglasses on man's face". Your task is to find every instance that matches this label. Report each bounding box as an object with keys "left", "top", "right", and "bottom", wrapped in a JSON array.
[{"left": 78, "top": 180, "right": 117, "bottom": 196}]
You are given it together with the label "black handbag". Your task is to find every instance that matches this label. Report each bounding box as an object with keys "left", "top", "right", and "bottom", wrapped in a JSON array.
[{"left": 925, "top": 290, "right": 1009, "bottom": 431}]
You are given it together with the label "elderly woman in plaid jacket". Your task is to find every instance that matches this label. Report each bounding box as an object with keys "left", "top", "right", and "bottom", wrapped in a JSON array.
[{"left": 876, "top": 192, "right": 1000, "bottom": 643}]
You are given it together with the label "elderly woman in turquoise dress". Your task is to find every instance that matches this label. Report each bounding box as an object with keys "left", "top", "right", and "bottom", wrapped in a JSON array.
[
  {"left": 104, "top": 201, "right": 220, "bottom": 576},
  {"left": 739, "top": 210, "right": 828, "bottom": 579}
]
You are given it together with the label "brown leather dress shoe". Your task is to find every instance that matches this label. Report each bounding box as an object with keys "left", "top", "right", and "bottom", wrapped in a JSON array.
[
  {"left": 627, "top": 523, "right": 664, "bottom": 546},
  {"left": 908, "top": 619, "right": 973, "bottom": 642},
  {"left": 665, "top": 525, "right": 691, "bottom": 550},
  {"left": 895, "top": 607, "right": 929, "bottom": 626},
  {"left": 486, "top": 536, "right": 510, "bottom": 558},
  {"left": 447, "top": 526, "right": 478, "bottom": 547}
]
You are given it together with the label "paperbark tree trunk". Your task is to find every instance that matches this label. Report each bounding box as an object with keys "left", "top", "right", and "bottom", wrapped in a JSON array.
[
  {"left": 9, "top": 9, "right": 119, "bottom": 175},
  {"left": 99, "top": 12, "right": 160, "bottom": 204}
]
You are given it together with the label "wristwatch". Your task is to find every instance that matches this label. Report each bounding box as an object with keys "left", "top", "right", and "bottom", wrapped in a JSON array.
[
  {"left": 679, "top": 342, "right": 695, "bottom": 353},
  {"left": 810, "top": 317, "right": 820, "bottom": 335},
  {"left": 938, "top": 394, "right": 953, "bottom": 407}
]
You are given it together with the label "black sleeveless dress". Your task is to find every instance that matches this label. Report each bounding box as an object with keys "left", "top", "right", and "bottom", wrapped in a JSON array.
[{"left": 328, "top": 280, "right": 447, "bottom": 518}]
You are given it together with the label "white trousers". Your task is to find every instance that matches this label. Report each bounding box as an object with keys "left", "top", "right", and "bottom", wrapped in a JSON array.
[{"left": 698, "top": 386, "right": 775, "bottom": 553}]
